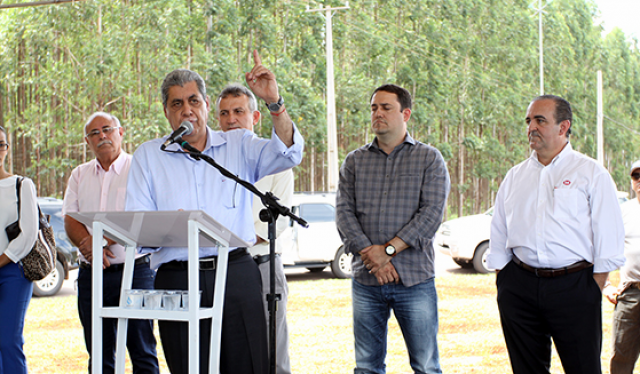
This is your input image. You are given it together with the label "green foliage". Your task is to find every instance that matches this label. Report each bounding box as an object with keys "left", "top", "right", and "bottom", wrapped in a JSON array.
[{"left": 1, "top": 0, "right": 639, "bottom": 215}]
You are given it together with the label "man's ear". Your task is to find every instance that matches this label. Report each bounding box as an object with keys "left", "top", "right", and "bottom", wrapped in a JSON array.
[
  {"left": 402, "top": 108, "right": 412, "bottom": 123},
  {"left": 559, "top": 119, "right": 570, "bottom": 136}
]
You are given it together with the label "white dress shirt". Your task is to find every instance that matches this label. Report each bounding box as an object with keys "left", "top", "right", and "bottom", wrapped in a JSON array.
[
  {"left": 620, "top": 198, "right": 640, "bottom": 286},
  {"left": 250, "top": 170, "right": 294, "bottom": 257},
  {"left": 487, "top": 143, "right": 625, "bottom": 273},
  {"left": 62, "top": 152, "right": 135, "bottom": 264},
  {"left": 0, "top": 176, "right": 38, "bottom": 262}
]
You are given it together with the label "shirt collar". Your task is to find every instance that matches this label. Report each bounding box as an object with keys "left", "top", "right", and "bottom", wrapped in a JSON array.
[
  {"left": 366, "top": 133, "right": 417, "bottom": 153},
  {"left": 206, "top": 126, "right": 225, "bottom": 150},
  {"left": 530, "top": 141, "right": 572, "bottom": 167},
  {"left": 93, "top": 151, "right": 128, "bottom": 175},
  {"left": 165, "top": 126, "right": 251, "bottom": 159}
]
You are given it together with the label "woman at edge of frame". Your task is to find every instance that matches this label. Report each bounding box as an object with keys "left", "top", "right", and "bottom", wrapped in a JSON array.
[{"left": 0, "top": 125, "right": 38, "bottom": 374}]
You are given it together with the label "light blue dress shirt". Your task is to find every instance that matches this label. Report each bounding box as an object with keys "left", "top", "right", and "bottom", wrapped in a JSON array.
[{"left": 125, "top": 125, "right": 303, "bottom": 270}]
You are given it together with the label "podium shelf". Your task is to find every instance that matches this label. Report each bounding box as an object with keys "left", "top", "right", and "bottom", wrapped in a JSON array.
[{"left": 100, "top": 307, "right": 215, "bottom": 321}]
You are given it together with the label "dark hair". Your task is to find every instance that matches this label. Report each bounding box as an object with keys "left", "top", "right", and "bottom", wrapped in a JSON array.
[
  {"left": 161, "top": 69, "right": 207, "bottom": 107},
  {"left": 533, "top": 94, "right": 572, "bottom": 136},
  {"left": 370, "top": 84, "right": 412, "bottom": 111},
  {"left": 0, "top": 126, "right": 5, "bottom": 136}
]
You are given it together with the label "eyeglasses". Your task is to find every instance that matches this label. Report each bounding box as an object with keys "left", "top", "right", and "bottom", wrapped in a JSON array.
[
  {"left": 85, "top": 126, "right": 120, "bottom": 139},
  {"left": 0, "top": 143, "right": 8, "bottom": 151},
  {"left": 632, "top": 172, "right": 640, "bottom": 181}
]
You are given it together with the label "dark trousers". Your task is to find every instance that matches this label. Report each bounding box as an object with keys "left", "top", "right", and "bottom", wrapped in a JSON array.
[
  {"left": 496, "top": 260, "right": 603, "bottom": 374},
  {"left": 77, "top": 262, "right": 159, "bottom": 374},
  {"left": 610, "top": 286, "right": 640, "bottom": 373},
  {"left": 155, "top": 252, "right": 268, "bottom": 374}
]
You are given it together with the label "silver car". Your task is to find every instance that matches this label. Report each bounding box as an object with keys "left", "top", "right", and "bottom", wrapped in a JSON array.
[{"left": 281, "top": 192, "right": 352, "bottom": 278}]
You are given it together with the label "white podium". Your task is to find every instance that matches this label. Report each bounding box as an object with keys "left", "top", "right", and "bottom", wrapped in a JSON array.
[{"left": 69, "top": 210, "right": 250, "bottom": 374}]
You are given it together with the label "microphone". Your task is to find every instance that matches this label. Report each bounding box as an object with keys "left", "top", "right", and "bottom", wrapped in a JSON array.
[{"left": 161, "top": 121, "right": 194, "bottom": 150}]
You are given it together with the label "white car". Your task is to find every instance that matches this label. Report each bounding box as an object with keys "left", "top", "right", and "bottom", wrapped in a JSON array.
[
  {"left": 436, "top": 192, "right": 630, "bottom": 274},
  {"left": 280, "top": 192, "right": 352, "bottom": 278},
  {"left": 436, "top": 208, "right": 494, "bottom": 273}
]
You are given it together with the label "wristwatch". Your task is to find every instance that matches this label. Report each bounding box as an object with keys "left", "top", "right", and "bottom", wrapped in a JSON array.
[
  {"left": 102, "top": 238, "right": 109, "bottom": 248},
  {"left": 384, "top": 243, "right": 397, "bottom": 257},
  {"left": 265, "top": 96, "right": 284, "bottom": 113}
]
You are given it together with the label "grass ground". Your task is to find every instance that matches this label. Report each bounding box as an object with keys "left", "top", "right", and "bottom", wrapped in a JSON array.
[{"left": 23, "top": 270, "right": 637, "bottom": 373}]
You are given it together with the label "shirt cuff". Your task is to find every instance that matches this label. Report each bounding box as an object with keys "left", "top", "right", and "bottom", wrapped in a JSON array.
[
  {"left": 346, "top": 234, "right": 373, "bottom": 255},
  {"left": 485, "top": 251, "right": 512, "bottom": 271},
  {"left": 593, "top": 256, "right": 626, "bottom": 273}
]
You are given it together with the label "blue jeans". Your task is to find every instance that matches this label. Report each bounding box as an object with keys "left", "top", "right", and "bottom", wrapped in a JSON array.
[
  {"left": 352, "top": 278, "right": 442, "bottom": 374},
  {"left": 0, "top": 262, "right": 32, "bottom": 374},
  {"left": 77, "top": 262, "right": 159, "bottom": 374}
]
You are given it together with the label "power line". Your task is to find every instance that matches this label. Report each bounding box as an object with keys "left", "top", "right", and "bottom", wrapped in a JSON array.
[{"left": 604, "top": 115, "right": 640, "bottom": 135}]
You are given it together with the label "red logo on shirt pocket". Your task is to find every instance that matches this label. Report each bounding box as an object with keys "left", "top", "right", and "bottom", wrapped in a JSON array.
[{"left": 563, "top": 180, "right": 571, "bottom": 186}]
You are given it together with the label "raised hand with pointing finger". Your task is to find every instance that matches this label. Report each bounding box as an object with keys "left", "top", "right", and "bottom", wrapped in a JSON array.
[
  {"left": 245, "top": 50, "right": 295, "bottom": 147},
  {"left": 245, "top": 50, "right": 280, "bottom": 105}
]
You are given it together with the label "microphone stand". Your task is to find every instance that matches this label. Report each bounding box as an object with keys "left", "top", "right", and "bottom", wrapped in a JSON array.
[{"left": 175, "top": 139, "right": 308, "bottom": 374}]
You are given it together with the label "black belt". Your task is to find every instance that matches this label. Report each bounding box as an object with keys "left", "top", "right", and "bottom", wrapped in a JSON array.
[
  {"left": 79, "top": 255, "right": 150, "bottom": 273},
  {"left": 253, "top": 253, "right": 280, "bottom": 265},
  {"left": 512, "top": 255, "right": 592, "bottom": 278},
  {"left": 161, "top": 248, "right": 248, "bottom": 271}
]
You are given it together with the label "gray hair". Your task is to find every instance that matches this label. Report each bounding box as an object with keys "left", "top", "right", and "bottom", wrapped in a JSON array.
[
  {"left": 215, "top": 84, "right": 258, "bottom": 116},
  {"left": 84, "top": 112, "right": 121, "bottom": 135},
  {"left": 161, "top": 69, "right": 207, "bottom": 107}
]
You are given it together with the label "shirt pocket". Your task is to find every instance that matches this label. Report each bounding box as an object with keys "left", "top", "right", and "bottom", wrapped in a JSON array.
[
  {"left": 553, "top": 189, "right": 578, "bottom": 221},
  {"left": 395, "top": 174, "right": 422, "bottom": 201},
  {"left": 221, "top": 178, "right": 239, "bottom": 209}
]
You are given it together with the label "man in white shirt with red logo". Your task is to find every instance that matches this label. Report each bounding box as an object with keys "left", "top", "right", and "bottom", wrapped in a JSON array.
[
  {"left": 487, "top": 95, "right": 625, "bottom": 374},
  {"left": 604, "top": 160, "right": 640, "bottom": 373},
  {"left": 63, "top": 112, "right": 159, "bottom": 374}
]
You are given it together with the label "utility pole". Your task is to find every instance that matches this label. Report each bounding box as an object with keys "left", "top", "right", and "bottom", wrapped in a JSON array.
[
  {"left": 306, "top": 2, "right": 350, "bottom": 192},
  {"left": 531, "top": 0, "right": 548, "bottom": 95},
  {"left": 597, "top": 70, "right": 604, "bottom": 165}
]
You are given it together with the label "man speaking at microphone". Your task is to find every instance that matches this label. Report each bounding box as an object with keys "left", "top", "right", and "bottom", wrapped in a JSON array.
[{"left": 125, "top": 50, "right": 303, "bottom": 374}]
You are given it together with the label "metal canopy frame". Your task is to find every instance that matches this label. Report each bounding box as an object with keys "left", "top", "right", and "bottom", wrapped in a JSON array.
[{"left": 0, "top": 0, "right": 85, "bottom": 10}]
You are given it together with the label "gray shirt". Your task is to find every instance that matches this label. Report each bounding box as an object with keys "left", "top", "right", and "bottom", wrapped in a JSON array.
[{"left": 336, "top": 134, "right": 450, "bottom": 287}]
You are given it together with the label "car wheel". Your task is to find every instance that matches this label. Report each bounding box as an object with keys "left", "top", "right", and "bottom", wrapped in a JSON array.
[
  {"left": 33, "top": 260, "right": 65, "bottom": 297},
  {"left": 472, "top": 242, "right": 492, "bottom": 274},
  {"left": 453, "top": 258, "right": 474, "bottom": 269},
  {"left": 307, "top": 267, "right": 326, "bottom": 273},
  {"left": 331, "top": 246, "right": 353, "bottom": 279}
]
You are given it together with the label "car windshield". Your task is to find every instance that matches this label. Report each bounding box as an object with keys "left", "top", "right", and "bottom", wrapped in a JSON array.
[{"left": 299, "top": 203, "right": 335, "bottom": 223}]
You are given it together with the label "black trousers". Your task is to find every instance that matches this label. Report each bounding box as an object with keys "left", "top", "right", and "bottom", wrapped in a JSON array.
[
  {"left": 155, "top": 253, "right": 268, "bottom": 374},
  {"left": 496, "top": 260, "right": 603, "bottom": 374}
]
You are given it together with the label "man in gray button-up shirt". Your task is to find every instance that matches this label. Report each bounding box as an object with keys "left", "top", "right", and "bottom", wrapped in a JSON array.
[{"left": 336, "top": 84, "right": 450, "bottom": 374}]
